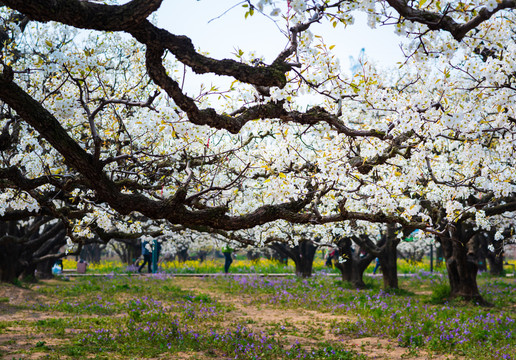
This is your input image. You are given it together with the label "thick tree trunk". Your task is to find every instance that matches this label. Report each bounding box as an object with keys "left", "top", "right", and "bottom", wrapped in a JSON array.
[
  {"left": 0, "top": 247, "right": 19, "bottom": 282},
  {"left": 177, "top": 249, "right": 189, "bottom": 262},
  {"left": 294, "top": 260, "right": 312, "bottom": 278},
  {"left": 293, "top": 240, "right": 317, "bottom": 278},
  {"left": 335, "top": 238, "right": 353, "bottom": 283},
  {"left": 115, "top": 240, "right": 141, "bottom": 264},
  {"left": 335, "top": 237, "right": 374, "bottom": 289},
  {"left": 378, "top": 226, "right": 400, "bottom": 290},
  {"left": 80, "top": 243, "right": 102, "bottom": 264},
  {"left": 197, "top": 250, "right": 208, "bottom": 263},
  {"left": 379, "top": 255, "right": 398, "bottom": 290},
  {"left": 1, "top": 220, "right": 67, "bottom": 283},
  {"left": 487, "top": 240, "right": 505, "bottom": 276},
  {"left": 336, "top": 257, "right": 372, "bottom": 288},
  {"left": 439, "top": 223, "right": 486, "bottom": 304},
  {"left": 444, "top": 251, "right": 481, "bottom": 300},
  {"left": 0, "top": 222, "right": 23, "bottom": 283},
  {"left": 20, "top": 263, "right": 38, "bottom": 282},
  {"left": 36, "top": 258, "right": 55, "bottom": 280},
  {"left": 270, "top": 239, "right": 317, "bottom": 278},
  {"left": 346, "top": 226, "right": 400, "bottom": 291}
]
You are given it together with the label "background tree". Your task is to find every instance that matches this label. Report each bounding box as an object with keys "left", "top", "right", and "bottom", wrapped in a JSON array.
[
  {"left": 0, "top": 216, "right": 70, "bottom": 282},
  {"left": 333, "top": 235, "right": 375, "bottom": 289}
]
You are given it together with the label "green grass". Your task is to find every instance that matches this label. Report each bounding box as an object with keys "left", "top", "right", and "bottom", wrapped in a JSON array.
[
  {"left": 28, "top": 276, "right": 365, "bottom": 359},
  {"left": 1, "top": 266, "right": 514, "bottom": 360},
  {"left": 210, "top": 274, "right": 515, "bottom": 359}
]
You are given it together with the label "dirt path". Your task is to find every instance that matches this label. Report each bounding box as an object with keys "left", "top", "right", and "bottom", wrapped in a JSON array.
[
  {"left": 0, "top": 279, "right": 460, "bottom": 360},
  {"left": 170, "top": 277, "right": 458, "bottom": 360}
]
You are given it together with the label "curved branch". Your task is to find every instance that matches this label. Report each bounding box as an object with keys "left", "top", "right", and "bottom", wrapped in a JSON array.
[
  {"left": 3, "top": 0, "right": 290, "bottom": 88},
  {"left": 92, "top": 225, "right": 162, "bottom": 243},
  {"left": 1, "top": 0, "right": 163, "bottom": 31},
  {"left": 0, "top": 68, "right": 319, "bottom": 230},
  {"left": 0, "top": 166, "right": 55, "bottom": 190},
  {"left": 386, "top": 0, "right": 516, "bottom": 41}
]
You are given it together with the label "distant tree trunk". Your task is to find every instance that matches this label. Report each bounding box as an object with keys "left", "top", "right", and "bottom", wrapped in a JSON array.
[
  {"left": 487, "top": 239, "right": 505, "bottom": 276},
  {"left": 36, "top": 258, "right": 55, "bottom": 280},
  {"left": 0, "top": 240, "right": 21, "bottom": 282},
  {"left": 80, "top": 243, "right": 103, "bottom": 264},
  {"left": 270, "top": 239, "right": 317, "bottom": 278},
  {"left": 438, "top": 222, "right": 486, "bottom": 304},
  {"left": 436, "top": 244, "right": 444, "bottom": 267},
  {"left": 177, "top": 249, "right": 189, "bottom": 262},
  {"left": 345, "top": 226, "right": 399, "bottom": 291},
  {"left": 476, "top": 233, "right": 488, "bottom": 272},
  {"left": 197, "top": 250, "right": 208, "bottom": 263},
  {"left": 267, "top": 248, "right": 288, "bottom": 265},
  {"left": 246, "top": 249, "right": 261, "bottom": 262},
  {"left": 0, "top": 220, "right": 67, "bottom": 283},
  {"left": 334, "top": 237, "right": 374, "bottom": 288},
  {"left": 378, "top": 225, "right": 400, "bottom": 290},
  {"left": 114, "top": 239, "right": 141, "bottom": 265}
]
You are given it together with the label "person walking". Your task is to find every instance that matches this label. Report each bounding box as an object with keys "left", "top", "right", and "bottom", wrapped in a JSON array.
[
  {"left": 222, "top": 245, "right": 234, "bottom": 274},
  {"left": 138, "top": 239, "right": 152, "bottom": 273},
  {"left": 373, "top": 257, "right": 381, "bottom": 274}
]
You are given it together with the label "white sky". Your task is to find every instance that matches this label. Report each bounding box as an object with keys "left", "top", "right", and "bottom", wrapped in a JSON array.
[
  {"left": 155, "top": 0, "right": 407, "bottom": 96},
  {"left": 157, "top": 0, "right": 406, "bottom": 68}
]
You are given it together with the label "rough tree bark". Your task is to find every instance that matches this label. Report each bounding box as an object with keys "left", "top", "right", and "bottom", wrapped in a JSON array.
[
  {"left": 270, "top": 239, "right": 317, "bottom": 278},
  {"left": 80, "top": 243, "right": 103, "bottom": 264},
  {"left": 334, "top": 237, "right": 375, "bottom": 288},
  {"left": 36, "top": 258, "right": 55, "bottom": 280},
  {"left": 486, "top": 237, "right": 505, "bottom": 276},
  {"left": 348, "top": 225, "right": 401, "bottom": 291},
  {"left": 377, "top": 225, "right": 401, "bottom": 290},
  {"left": 176, "top": 249, "right": 189, "bottom": 263},
  {"left": 0, "top": 221, "right": 22, "bottom": 282},
  {"left": 476, "top": 233, "right": 488, "bottom": 273},
  {"left": 0, "top": 219, "right": 67, "bottom": 283},
  {"left": 438, "top": 221, "right": 487, "bottom": 304},
  {"left": 112, "top": 239, "right": 141, "bottom": 265}
]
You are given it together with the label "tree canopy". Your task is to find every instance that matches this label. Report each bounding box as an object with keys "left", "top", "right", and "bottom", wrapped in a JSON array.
[{"left": 1, "top": 0, "right": 515, "bottom": 296}]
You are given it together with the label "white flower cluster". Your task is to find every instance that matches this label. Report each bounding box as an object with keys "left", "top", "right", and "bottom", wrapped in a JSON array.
[{"left": 2, "top": 1, "right": 516, "bottom": 255}]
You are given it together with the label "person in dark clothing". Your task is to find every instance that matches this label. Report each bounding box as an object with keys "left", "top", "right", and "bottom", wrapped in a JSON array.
[
  {"left": 138, "top": 240, "right": 152, "bottom": 273},
  {"left": 154, "top": 241, "right": 162, "bottom": 264},
  {"left": 222, "top": 245, "right": 233, "bottom": 274}
]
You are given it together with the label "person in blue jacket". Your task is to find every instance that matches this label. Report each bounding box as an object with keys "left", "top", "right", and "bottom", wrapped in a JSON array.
[
  {"left": 138, "top": 240, "right": 152, "bottom": 273},
  {"left": 373, "top": 257, "right": 381, "bottom": 274}
]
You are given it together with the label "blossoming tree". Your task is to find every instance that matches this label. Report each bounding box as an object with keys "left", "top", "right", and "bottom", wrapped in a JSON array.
[{"left": 0, "top": 0, "right": 515, "bottom": 303}]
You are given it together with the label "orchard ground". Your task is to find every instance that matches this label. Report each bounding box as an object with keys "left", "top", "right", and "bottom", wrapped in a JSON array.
[{"left": 0, "top": 259, "right": 514, "bottom": 360}]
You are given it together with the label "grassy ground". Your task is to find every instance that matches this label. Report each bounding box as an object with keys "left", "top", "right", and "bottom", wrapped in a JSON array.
[{"left": 0, "top": 272, "right": 514, "bottom": 359}]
